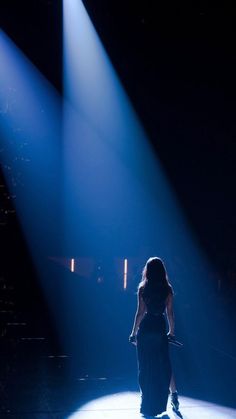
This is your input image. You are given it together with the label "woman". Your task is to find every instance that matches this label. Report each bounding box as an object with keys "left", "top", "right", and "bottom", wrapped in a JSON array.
[{"left": 129, "top": 257, "right": 175, "bottom": 417}]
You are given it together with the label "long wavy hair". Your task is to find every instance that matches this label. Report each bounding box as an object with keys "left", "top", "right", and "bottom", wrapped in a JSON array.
[{"left": 139, "top": 257, "right": 172, "bottom": 301}]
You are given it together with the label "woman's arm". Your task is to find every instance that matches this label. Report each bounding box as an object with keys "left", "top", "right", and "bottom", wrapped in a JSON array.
[
  {"left": 129, "top": 289, "right": 146, "bottom": 341},
  {"left": 166, "top": 292, "right": 175, "bottom": 336}
]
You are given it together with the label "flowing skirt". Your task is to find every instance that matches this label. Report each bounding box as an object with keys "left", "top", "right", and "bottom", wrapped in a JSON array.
[{"left": 137, "top": 313, "right": 171, "bottom": 416}]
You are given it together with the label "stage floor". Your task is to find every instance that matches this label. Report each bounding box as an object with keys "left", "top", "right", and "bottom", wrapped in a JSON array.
[
  {"left": 1, "top": 364, "right": 236, "bottom": 419},
  {"left": 66, "top": 392, "right": 236, "bottom": 419},
  {"left": 1, "top": 387, "right": 236, "bottom": 418}
]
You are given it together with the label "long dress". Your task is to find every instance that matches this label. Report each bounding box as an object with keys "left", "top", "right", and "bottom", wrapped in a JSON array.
[{"left": 137, "top": 289, "right": 172, "bottom": 416}]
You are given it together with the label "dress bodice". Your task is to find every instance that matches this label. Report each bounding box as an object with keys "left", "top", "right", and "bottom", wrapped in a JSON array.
[
  {"left": 143, "top": 293, "right": 166, "bottom": 315},
  {"left": 140, "top": 283, "right": 171, "bottom": 316}
]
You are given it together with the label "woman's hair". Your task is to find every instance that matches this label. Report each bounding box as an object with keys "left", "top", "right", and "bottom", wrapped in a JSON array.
[{"left": 138, "top": 257, "right": 173, "bottom": 299}]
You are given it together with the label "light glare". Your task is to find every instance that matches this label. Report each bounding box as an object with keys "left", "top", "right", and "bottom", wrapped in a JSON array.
[
  {"left": 70, "top": 258, "right": 75, "bottom": 272},
  {"left": 124, "top": 258, "right": 128, "bottom": 290}
]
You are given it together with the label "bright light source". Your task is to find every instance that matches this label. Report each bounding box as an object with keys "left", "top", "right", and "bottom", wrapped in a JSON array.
[
  {"left": 124, "top": 258, "right": 128, "bottom": 290},
  {"left": 70, "top": 258, "right": 75, "bottom": 272}
]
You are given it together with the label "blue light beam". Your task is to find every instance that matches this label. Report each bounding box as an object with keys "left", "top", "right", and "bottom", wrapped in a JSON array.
[
  {"left": 63, "top": 0, "right": 191, "bottom": 258},
  {"left": 0, "top": 30, "right": 62, "bottom": 256},
  {"left": 62, "top": 1, "right": 234, "bottom": 395}
]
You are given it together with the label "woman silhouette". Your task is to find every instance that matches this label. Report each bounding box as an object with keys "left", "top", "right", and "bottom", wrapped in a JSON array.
[{"left": 129, "top": 257, "right": 175, "bottom": 417}]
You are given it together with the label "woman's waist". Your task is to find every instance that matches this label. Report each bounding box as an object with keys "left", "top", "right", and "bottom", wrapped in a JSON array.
[
  {"left": 140, "top": 312, "right": 166, "bottom": 326},
  {"left": 145, "top": 311, "right": 165, "bottom": 317}
]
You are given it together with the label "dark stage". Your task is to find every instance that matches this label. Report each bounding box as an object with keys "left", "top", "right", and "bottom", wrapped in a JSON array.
[{"left": 0, "top": 1, "right": 236, "bottom": 418}]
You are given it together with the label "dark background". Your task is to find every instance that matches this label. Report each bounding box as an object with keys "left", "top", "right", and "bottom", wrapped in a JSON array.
[{"left": 0, "top": 0, "right": 236, "bottom": 414}]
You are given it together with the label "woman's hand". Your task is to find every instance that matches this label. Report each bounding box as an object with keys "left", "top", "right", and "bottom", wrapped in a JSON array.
[
  {"left": 167, "top": 332, "right": 175, "bottom": 344},
  {"left": 129, "top": 334, "right": 137, "bottom": 346},
  {"left": 167, "top": 332, "right": 183, "bottom": 347}
]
